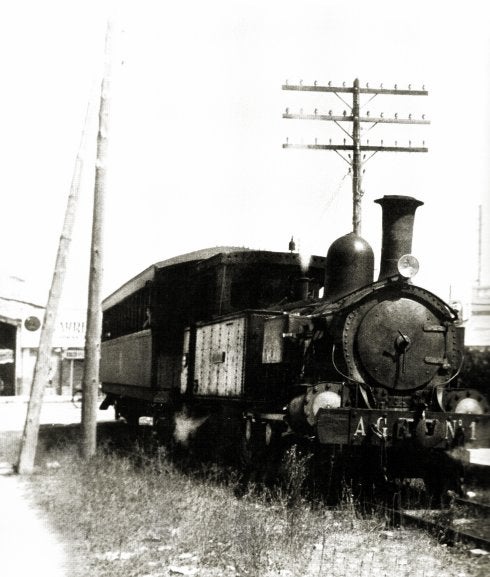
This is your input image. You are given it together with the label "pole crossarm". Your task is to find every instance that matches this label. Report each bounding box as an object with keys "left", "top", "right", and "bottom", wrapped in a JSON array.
[
  {"left": 282, "top": 78, "right": 429, "bottom": 236},
  {"left": 283, "top": 143, "right": 428, "bottom": 153},
  {"left": 283, "top": 112, "right": 430, "bottom": 125},
  {"left": 282, "top": 83, "right": 428, "bottom": 96}
]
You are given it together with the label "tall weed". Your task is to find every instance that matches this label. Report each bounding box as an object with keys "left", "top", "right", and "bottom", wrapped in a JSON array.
[{"left": 26, "top": 437, "right": 489, "bottom": 577}]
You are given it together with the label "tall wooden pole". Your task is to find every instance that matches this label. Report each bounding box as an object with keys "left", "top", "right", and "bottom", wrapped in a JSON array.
[
  {"left": 81, "top": 21, "right": 112, "bottom": 459},
  {"left": 477, "top": 204, "right": 482, "bottom": 286},
  {"left": 351, "top": 78, "right": 362, "bottom": 235},
  {"left": 17, "top": 109, "right": 90, "bottom": 474}
]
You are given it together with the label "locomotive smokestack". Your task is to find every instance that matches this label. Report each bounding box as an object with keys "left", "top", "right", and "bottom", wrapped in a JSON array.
[{"left": 375, "top": 195, "right": 423, "bottom": 280}]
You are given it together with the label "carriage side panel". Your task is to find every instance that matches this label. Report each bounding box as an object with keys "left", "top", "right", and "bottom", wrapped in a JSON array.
[{"left": 100, "top": 329, "right": 152, "bottom": 387}]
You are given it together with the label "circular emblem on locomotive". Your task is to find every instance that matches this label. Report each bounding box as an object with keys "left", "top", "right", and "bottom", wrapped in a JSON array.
[{"left": 24, "top": 316, "right": 41, "bottom": 331}]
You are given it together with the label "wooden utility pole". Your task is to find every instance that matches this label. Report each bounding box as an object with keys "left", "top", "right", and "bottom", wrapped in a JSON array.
[
  {"left": 17, "top": 110, "right": 90, "bottom": 474},
  {"left": 477, "top": 204, "right": 482, "bottom": 286},
  {"left": 351, "top": 78, "right": 361, "bottom": 234},
  {"left": 81, "top": 21, "right": 112, "bottom": 459},
  {"left": 282, "top": 78, "right": 430, "bottom": 234}
]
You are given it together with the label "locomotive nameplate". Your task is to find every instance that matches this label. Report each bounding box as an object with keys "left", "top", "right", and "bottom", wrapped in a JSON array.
[{"left": 316, "top": 408, "right": 490, "bottom": 449}]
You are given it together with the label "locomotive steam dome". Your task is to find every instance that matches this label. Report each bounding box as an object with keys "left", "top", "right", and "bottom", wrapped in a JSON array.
[{"left": 324, "top": 232, "right": 374, "bottom": 301}]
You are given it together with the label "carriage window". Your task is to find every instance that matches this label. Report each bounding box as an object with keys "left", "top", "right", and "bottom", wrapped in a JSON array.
[
  {"left": 102, "top": 286, "right": 150, "bottom": 340},
  {"left": 230, "top": 268, "right": 290, "bottom": 310}
]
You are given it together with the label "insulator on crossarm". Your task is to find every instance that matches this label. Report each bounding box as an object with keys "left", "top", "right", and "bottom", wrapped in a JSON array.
[
  {"left": 380, "top": 83, "right": 384, "bottom": 88},
  {"left": 328, "top": 110, "right": 332, "bottom": 116},
  {"left": 395, "top": 113, "right": 398, "bottom": 119},
  {"left": 422, "top": 84, "right": 425, "bottom": 90},
  {"left": 381, "top": 140, "right": 384, "bottom": 146},
  {"left": 314, "top": 108, "right": 318, "bottom": 115},
  {"left": 315, "top": 137, "right": 317, "bottom": 144},
  {"left": 408, "top": 84, "right": 412, "bottom": 90},
  {"left": 422, "top": 114, "right": 425, "bottom": 120},
  {"left": 299, "top": 79, "right": 303, "bottom": 86},
  {"left": 423, "top": 140, "right": 425, "bottom": 146},
  {"left": 366, "top": 110, "right": 370, "bottom": 116},
  {"left": 367, "top": 139, "right": 369, "bottom": 145},
  {"left": 409, "top": 140, "right": 412, "bottom": 147},
  {"left": 394, "top": 84, "right": 398, "bottom": 90},
  {"left": 342, "top": 81, "right": 346, "bottom": 87},
  {"left": 328, "top": 80, "right": 331, "bottom": 87},
  {"left": 380, "top": 112, "right": 384, "bottom": 118},
  {"left": 285, "top": 79, "right": 288, "bottom": 85},
  {"left": 343, "top": 110, "right": 346, "bottom": 116},
  {"left": 408, "top": 113, "right": 412, "bottom": 119},
  {"left": 314, "top": 80, "right": 317, "bottom": 86},
  {"left": 329, "top": 138, "right": 332, "bottom": 144},
  {"left": 395, "top": 140, "right": 398, "bottom": 146},
  {"left": 343, "top": 138, "right": 346, "bottom": 145},
  {"left": 366, "top": 82, "right": 369, "bottom": 88},
  {"left": 285, "top": 107, "right": 289, "bottom": 114},
  {"left": 286, "top": 137, "right": 289, "bottom": 144},
  {"left": 300, "top": 108, "right": 303, "bottom": 115}
]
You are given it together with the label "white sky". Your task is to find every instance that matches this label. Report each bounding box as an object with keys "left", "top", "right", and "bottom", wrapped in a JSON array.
[{"left": 1, "top": 0, "right": 489, "bottom": 312}]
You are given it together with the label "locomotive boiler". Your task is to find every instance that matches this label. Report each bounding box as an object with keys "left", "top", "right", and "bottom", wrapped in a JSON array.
[{"left": 100, "top": 195, "right": 490, "bottom": 497}]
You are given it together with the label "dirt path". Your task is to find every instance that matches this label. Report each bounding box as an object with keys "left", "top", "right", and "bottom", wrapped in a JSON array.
[{"left": 0, "top": 473, "right": 68, "bottom": 577}]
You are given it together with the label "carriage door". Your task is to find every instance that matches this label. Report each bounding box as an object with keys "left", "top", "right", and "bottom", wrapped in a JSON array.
[{"left": 194, "top": 317, "right": 246, "bottom": 397}]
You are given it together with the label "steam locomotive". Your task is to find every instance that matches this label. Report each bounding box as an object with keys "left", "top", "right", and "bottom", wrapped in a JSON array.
[{"left": 100, "top": 195, "right": 490, "bottom": 496}]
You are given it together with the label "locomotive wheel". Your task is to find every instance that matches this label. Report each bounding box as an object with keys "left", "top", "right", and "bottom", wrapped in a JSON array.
[
  {"left": 114, "top": 399, "right": 140, "bottom": 430},
  {"left": 309, "top": 444, "right": 344, "bottom": 504},
  {"left": 237, "top": 419, "right": 282, "bottom": 491},
  {"left": 236, "top": 419, "right": 260, "bottom": 493},
  {"left": 153, "top": 412, "right": 176, "bottom": 446},
  {"left": 240, "top": 420, "right": 279, "bottom": 464},
  {"left": 238, "top": 418, "right": 254, "bottom": 468},
  {"left": 423, "top": 453, "right": 463, "bottom": 507}
]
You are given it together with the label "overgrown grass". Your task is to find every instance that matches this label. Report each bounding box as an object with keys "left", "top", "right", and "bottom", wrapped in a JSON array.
[{"left": 21, "top": 437, "right": 490, "bottom": 577}]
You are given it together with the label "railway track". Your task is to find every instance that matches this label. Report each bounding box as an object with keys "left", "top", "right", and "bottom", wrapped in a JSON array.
[{"left": 398, "top": 496, "right": 490, "bottom": 551}]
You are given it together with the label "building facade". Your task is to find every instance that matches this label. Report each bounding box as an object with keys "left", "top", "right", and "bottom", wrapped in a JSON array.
[
  {"left": 0, "top": 276, "right": 85, "bottom": 396},
  {"left": 466, "top": 284, "right": 490, "bottom": 347}
]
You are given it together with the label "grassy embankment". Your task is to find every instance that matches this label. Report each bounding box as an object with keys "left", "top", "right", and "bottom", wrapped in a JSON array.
[{"left": 15, "top": 427, "right": 488, "bottom": 577}]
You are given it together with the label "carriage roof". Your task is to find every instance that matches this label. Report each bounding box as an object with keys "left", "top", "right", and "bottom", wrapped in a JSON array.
[{"left": 102, "top": 246, "right": 325, "bottom": 311}]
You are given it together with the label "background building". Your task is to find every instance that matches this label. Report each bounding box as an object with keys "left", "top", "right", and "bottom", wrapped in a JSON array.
[
  {"left": 466, "top": 284, "right": 490, "bottom": 347},
  {"left": 0, "top": 275, "right": 85, "bottom": 396}
]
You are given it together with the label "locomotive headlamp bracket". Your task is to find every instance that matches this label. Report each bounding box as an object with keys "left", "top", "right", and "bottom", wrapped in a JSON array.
[{"left": 397, "top": 254, "right": 419, "bottom": 278}]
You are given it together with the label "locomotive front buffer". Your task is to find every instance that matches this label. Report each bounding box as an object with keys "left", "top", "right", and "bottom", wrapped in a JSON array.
[{"left": 316, "top": 407, "right": 490, "bottom": 452}]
